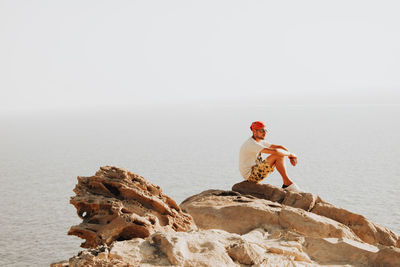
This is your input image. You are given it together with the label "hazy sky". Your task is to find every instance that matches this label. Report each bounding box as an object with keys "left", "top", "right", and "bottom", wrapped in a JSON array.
[{"left": 1, "top": 0, "right": 399, "bottom": 112}]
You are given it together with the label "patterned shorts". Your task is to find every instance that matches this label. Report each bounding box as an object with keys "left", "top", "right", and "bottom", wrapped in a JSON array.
[{"left": 247, "top": 160, "right": 275, "bottom": 183}]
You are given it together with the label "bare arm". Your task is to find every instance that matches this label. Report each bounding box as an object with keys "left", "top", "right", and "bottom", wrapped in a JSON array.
[
  {"left": 269, "top": 144, "right": 296, "bottom": 158},
  {"left": 261, "top": 145, "right": 298, "bottom": 166},
  {"left": 260, "top": 147, "right": 294, "bottom": 157},
  {"left": 270, "top": 144, "right": 288, "bottom": 151}
]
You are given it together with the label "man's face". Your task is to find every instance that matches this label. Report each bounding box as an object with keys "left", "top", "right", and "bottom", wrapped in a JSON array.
[{"left": 253, "top": 128, "right": 268, "bottom": 139}]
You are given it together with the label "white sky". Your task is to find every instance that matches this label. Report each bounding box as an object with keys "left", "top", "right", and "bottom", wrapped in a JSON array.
[{"left": 1, "top": 0, "right": 399, "bottom": 112}]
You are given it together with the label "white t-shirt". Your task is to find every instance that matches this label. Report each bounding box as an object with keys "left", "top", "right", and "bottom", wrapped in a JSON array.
[{"left": 239, "top": 137, "right": 271, "bottom": 179}]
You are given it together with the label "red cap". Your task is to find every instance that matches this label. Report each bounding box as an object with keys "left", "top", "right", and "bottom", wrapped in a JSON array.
[{"left": 250, "top": 121, "right": 266, "bottom": 131}]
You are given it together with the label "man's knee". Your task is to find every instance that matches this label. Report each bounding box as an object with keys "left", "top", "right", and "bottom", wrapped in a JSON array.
[
  {"left": 267, "top": 154, "right": 284, "bottom": 165},
  {"left": 276, "top": 154, "right": 285, "bottom": 161}
]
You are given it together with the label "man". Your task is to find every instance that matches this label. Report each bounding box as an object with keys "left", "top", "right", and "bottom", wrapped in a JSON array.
[{"left": 239, "top": 121, "right": 302, "bottom": 192}]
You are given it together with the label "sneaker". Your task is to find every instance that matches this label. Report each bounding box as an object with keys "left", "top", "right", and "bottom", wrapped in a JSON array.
[{"left": 284, "top": 183, "right": 303, "bottom": 193}]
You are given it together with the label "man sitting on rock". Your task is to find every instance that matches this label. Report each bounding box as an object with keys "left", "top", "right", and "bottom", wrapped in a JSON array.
[{"left": 239, "top": 121, "right": 302, "bottom": 192}]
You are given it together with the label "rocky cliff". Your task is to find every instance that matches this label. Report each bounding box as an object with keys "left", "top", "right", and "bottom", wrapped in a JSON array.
[
  {"left": 52, "top": 166, "right": 400, "bottom": 267},
  {"left": 68, "top": 166, "right": 196, "bottom": 248}
]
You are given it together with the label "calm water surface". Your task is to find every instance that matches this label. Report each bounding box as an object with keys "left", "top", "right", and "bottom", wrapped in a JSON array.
[{"left": 0, "top": 105, "right": 399, "bottom": 266}]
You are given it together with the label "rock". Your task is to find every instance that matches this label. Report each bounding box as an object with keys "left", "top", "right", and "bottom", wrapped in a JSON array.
[
  {"left": 226, "top": 240, "right": 265, "bottom": 265},
  {"left": 109, "top": 237, "right": 170, "bottom": 266},
  {"left": 150, "top": 230, "right": 237, "bottom": 266},
  {"left": 312, "top": 201, "right": 399, "bottom": 248},
  {"left": 232, "top": 181, "right": 400, "bottom": 248},
  {"left": 232, "top": 180, "right": 317, "bottom": 211},
  {"left": 67, "top": 226, "right": 400, "bottom": 267},
  {"left": 182, "top": 190, "right": 281, "bottom": 234},
  {"left": 303, "top": 237, "right": 400, "bottom": 266},
  {"left": 68, "top": 166, "right": 197, "bottom": 248},
  {"left": 180, "top": 189, "right": 400, "bottom": 267},
  {"left": 180, "top": 190, "right": 358, "bottom": 241},
  {"left": 67, "top": 228, "right": 318, "bottom": 266},
  {"left": 57, "top": 168, "right": 400, "bottom": 267},
  {"left": 303, "top": 237, "right": 379, "bottom": 266},
  {"left": 68, "top": 246, "right": 117, "bottom": 267},
  {"left": 374, "top": 246, "right": 400, "bottom": 267}
]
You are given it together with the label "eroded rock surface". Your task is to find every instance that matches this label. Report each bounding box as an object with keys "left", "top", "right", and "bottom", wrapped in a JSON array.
[
  {"left": 66, "top": 229, "right": 320, "bottom": 267},
  {"left": 68, "top": 166, "right": 196, "bottom": 248},
  {"left": 232, "top": 181, "right": 400, "bottom": 248},
  {"left": 62, "top": 227, "right": 400, "bottom": 267},
  {"left": 55, "top": 168, "right": 400, "bottom": 267},
  {"left": 180, "top": 189, "right": 400, "bottom": 267},
  {"left": 180, "top": 190, "right": 360, "bottom": 241}
]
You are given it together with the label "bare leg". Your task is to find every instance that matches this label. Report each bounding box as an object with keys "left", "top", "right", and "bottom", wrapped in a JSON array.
[{"left": 266, "top": 154, "right": 293, "bottom": 186}]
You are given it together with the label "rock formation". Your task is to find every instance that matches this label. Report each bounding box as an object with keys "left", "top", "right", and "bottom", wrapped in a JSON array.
[
  {"left": 53, "top": 167, "right": 400, "bottom": 267},
  {"left": 180, "top": 189, "right": 400, "bottom": 266},
  {"left": 232, "top": 181, "right": 400, "bottom": 248},
  {"left": 63, "top": 229, "right": 317, "bottom": 266},
  {"left": 68, "top": 166, "right": 196, "bottom": 248}
]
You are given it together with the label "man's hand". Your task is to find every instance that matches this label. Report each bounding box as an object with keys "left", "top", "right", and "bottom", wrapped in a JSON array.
[{"left": 289, "top": 154, "right": 298, "bottom": 166}]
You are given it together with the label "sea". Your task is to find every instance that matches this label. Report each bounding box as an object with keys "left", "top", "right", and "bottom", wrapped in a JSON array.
[{"left": 0, "top": 104, "right": 399, "bottom": 266}]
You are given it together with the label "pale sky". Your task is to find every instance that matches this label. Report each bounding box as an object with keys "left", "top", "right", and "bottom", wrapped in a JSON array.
[{"left": 1, "top": 0, "right": 399, "bottom": 112}]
